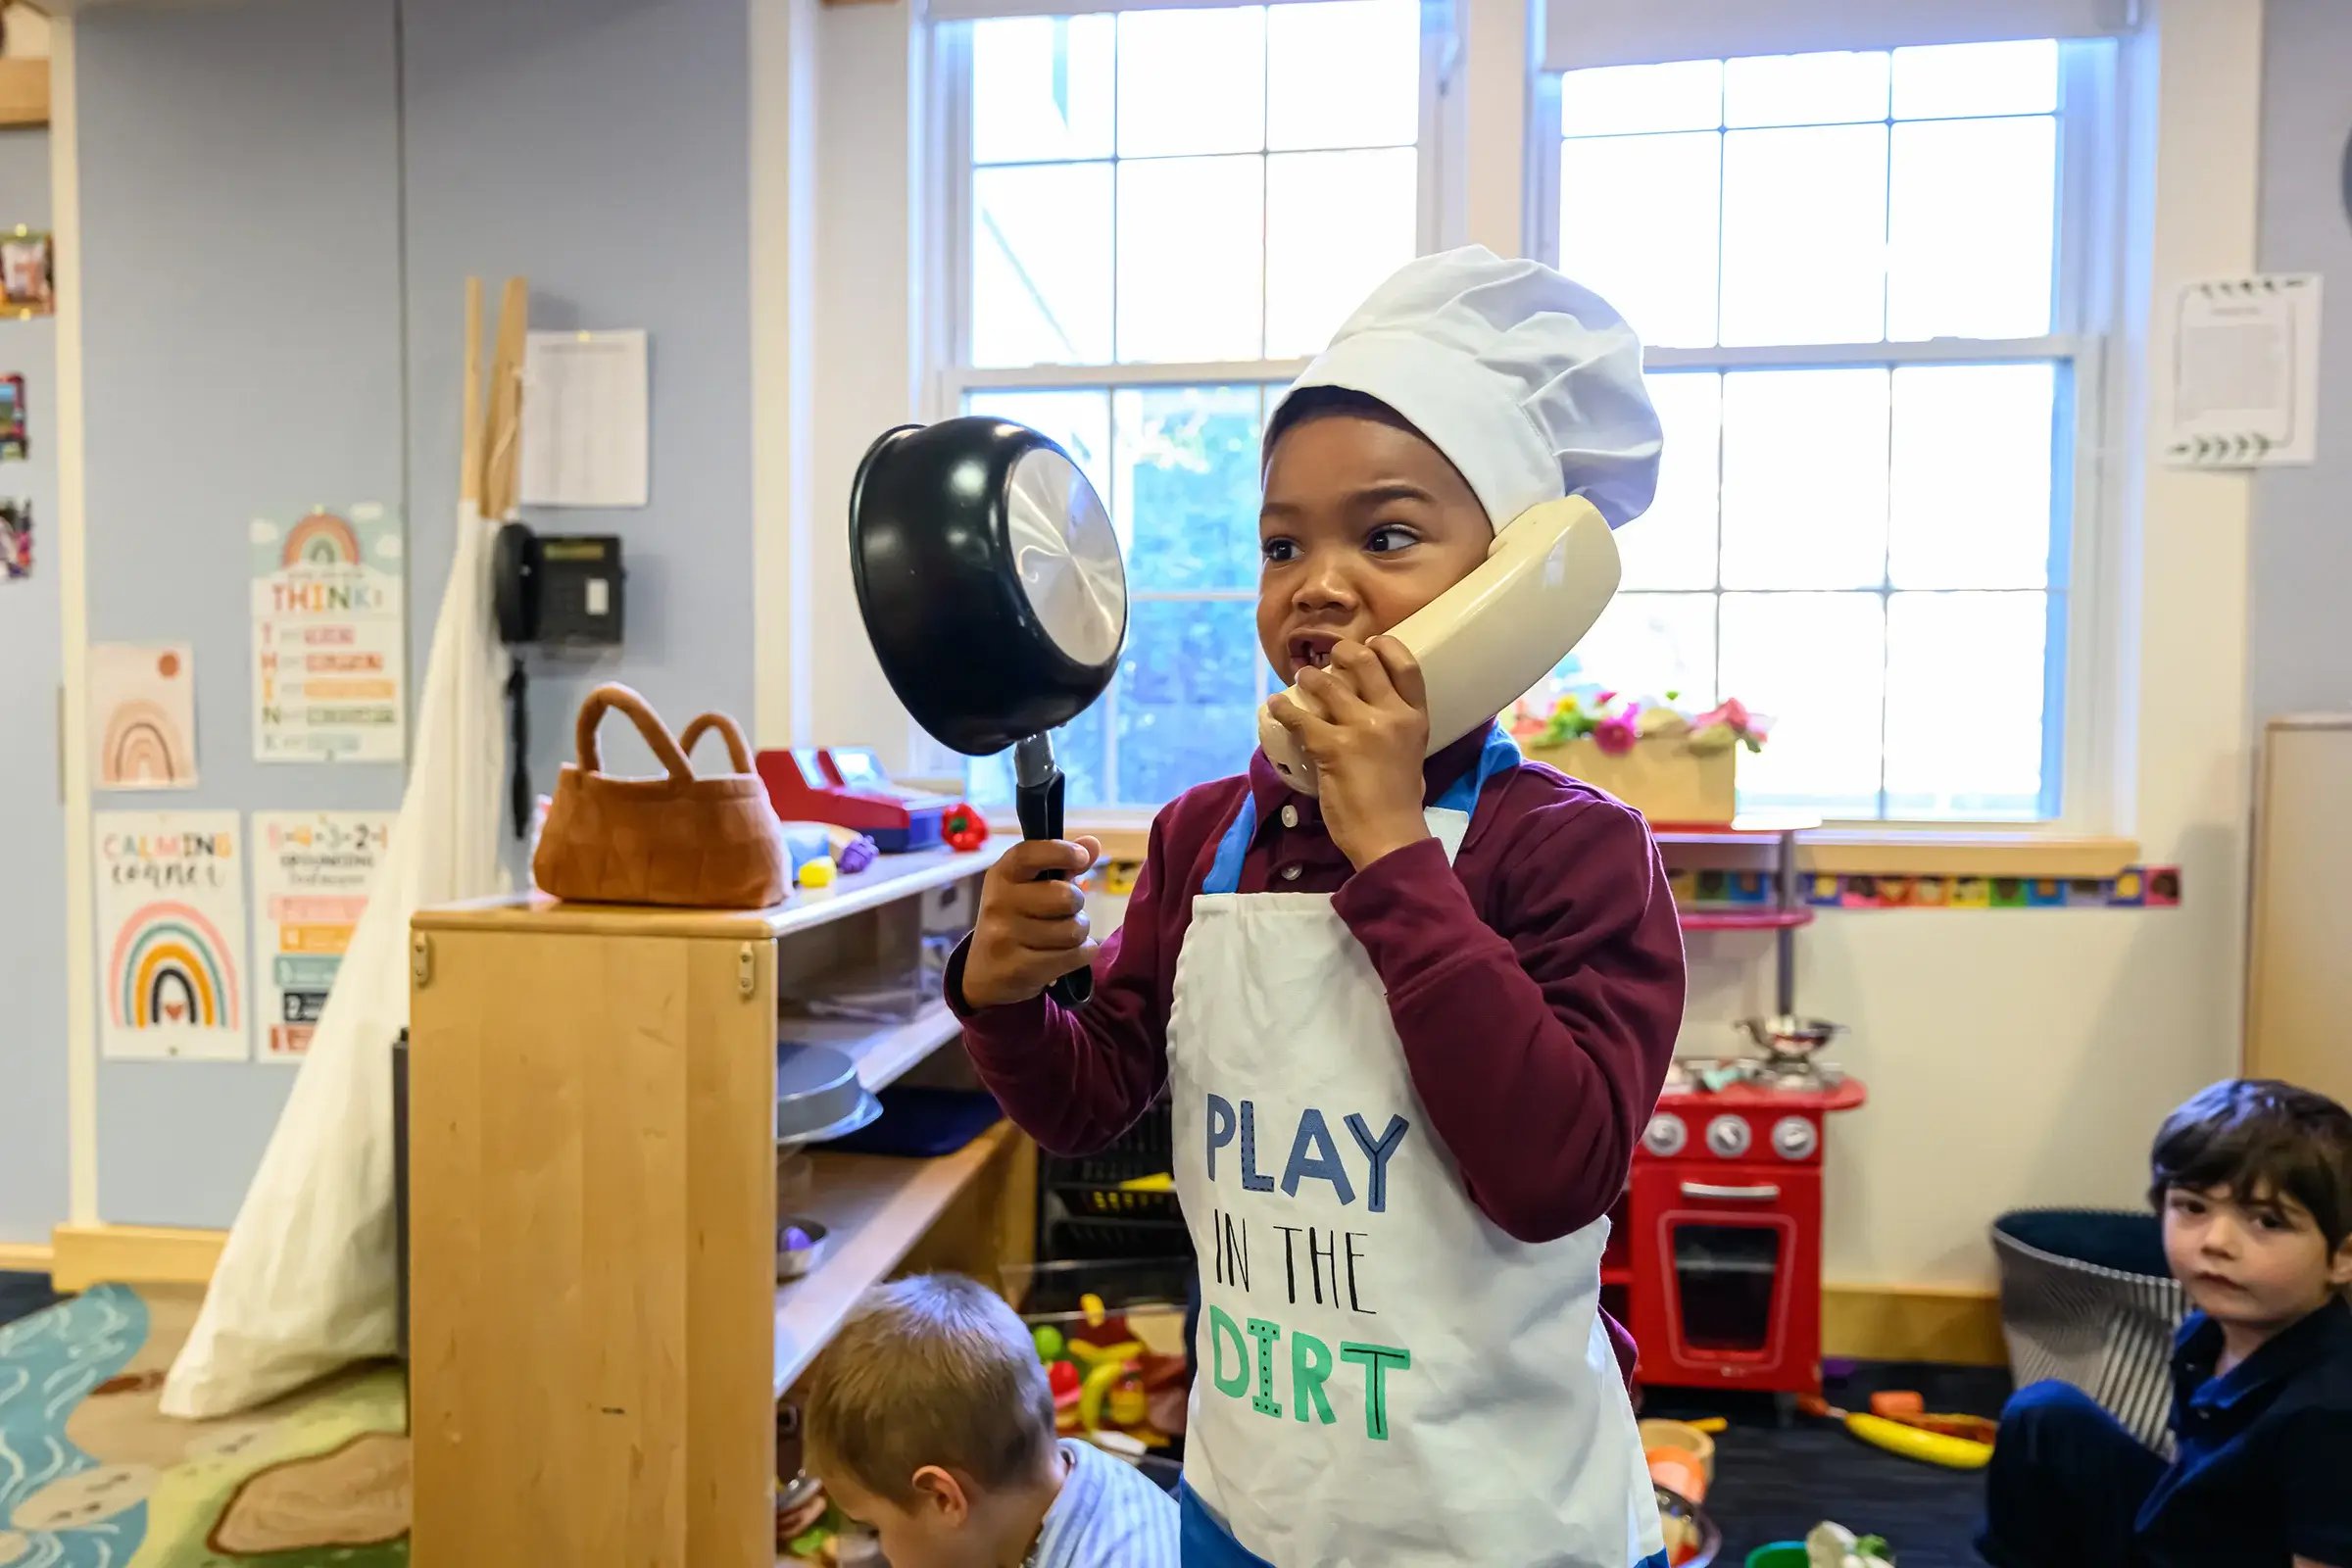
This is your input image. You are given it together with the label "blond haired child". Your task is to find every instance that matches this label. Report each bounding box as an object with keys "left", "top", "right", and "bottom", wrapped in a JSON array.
[{"left": 805, "top": 1273, "right": 1178, "bottom": 1568}]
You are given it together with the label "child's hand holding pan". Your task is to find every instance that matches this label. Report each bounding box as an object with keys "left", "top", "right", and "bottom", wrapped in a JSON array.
[{"left": 960, "top": 836, "right": 1104, "bottom": 1008}]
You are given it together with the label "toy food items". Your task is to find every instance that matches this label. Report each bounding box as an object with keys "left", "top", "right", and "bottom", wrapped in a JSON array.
[
  {"left": 1030, "top": 1300, "right": 1188, "bottom": 1446},
  {"left": 1806, "top": 1521, "right": 1894, "bottom": 1566},
  {"left": 797, "top": 856, "right": 838, "bottom": 890},
  {"left": 1801, "top": 1394, "right": 1991, "bottom": 1470},
  {"left": 1076, "top": 1356, "right": 1136, "bottom": 1430},
  {"left": 942, "top": 802, "right": 990, "bottom": 853},
  {"left": 1106, "top": 1367, "right": 1148, "bottom": 1428}
]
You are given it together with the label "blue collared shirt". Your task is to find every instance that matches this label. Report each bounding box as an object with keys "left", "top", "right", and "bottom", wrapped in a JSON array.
[
  {"left": 1028, "top": 1440, "right": 1180, "bottom": 1568},
  {"left": 2136, "top": 1296, "right": 2352, "bottom": 1565}
]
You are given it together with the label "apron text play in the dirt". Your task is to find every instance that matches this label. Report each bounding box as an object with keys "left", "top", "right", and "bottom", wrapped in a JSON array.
[{"left": 1169, "top": 728, "right": 1667, "bottom": 1568}]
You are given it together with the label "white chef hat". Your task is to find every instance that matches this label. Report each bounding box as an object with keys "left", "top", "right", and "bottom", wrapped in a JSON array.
[{"left": 1270, "top": 246, "right": 1661, "bottom": 531}]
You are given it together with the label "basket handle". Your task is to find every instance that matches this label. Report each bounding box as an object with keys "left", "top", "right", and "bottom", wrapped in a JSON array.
[
  {"left": 575, "top": 683, "right": 693, "bottom": 784},
  {"left": 677, "top": 711, "right": 756, "bottom": 774}
]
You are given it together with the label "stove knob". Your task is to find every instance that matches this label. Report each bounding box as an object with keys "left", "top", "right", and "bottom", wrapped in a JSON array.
[
  {"left": 1704, "top": 1114, "right": 1751, "bottom": 1158},
  {"left": 1644, "top": 1111, "right": 1688, "bottom": 1157},
  {"left": 1771, "top": 1115, "right": 1819, "bottom": 1161}
]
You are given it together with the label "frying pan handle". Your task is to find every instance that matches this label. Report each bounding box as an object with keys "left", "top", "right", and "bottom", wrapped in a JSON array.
[{"left": 1015, "top": 766, "right": 1095, "bottom": 1007}]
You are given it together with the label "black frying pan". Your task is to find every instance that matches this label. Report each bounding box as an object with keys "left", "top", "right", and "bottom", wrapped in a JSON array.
[{"left": 850, "top": 416, "right": 1127, "bottom": 1006}]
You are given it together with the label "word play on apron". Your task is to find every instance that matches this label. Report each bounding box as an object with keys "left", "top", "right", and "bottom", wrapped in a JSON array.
[{"left": 1169, "top": 727, "right": 1667, "bottom": 1568}]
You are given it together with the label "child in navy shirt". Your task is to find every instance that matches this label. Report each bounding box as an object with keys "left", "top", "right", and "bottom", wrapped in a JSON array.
[{"left": 1981, "top": 1078, "right": 2352, "bottom": 1568}]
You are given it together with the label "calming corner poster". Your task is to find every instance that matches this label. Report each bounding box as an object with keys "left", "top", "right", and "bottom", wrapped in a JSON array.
[
  {"left": 250, "top": 503, "right": 407, "bottom": 763},
  {"left": 94, "top": 811, "right": 249, "bottom": 1061}
]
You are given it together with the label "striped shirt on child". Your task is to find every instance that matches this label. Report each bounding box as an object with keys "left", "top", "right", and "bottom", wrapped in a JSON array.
[{"left": 1027, "top": 1440, "right": 1179, "bottom": 1568}]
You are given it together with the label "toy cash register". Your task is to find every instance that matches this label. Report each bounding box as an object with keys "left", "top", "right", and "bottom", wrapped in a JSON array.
[{"left": 755, "top": 746, "right": 956, "bottom": 853}]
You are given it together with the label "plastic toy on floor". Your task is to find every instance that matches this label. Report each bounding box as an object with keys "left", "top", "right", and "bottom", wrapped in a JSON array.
[
  {"left": 1798, "top": 1391, "right": 1995, "bottom": 1469},
  {"left": 1742, "top": 1522, "right": 1894, "bottom": 1568}
]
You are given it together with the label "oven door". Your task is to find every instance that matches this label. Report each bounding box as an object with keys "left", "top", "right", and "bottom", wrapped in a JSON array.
[{"left": 1629, "top": 1160, "right": 1821, "bottom": 1391}]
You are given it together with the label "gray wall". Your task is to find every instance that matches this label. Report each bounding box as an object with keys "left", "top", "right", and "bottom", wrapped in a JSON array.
[
  {"left": 400, "top": 0, "right": 756, "bottom": 820},
  {"left": 75, "top": 1, "right": 409, "bottom": 1224},
  {"left": 0, "top": 123, "right": 68, "bottom": 1244},
  {"left": 2249, "top": 0, "right": 2352, "bottom": 719},
  {"left": 68, "top": 0, "right": 756, "bottom": 1228}
]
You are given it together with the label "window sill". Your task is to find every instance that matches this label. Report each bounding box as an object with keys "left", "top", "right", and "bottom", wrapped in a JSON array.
[
  {"left": 1786, "top": 831, "right": 2138, "bottom": 879},
  {"left": 1006, "top": 815, "right": 2138, "bottom": 881}
]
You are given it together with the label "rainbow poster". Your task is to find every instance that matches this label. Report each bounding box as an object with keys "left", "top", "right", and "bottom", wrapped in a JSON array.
[
  {"left": 250, "top": 809, "right": 392, "bottom": 1061},
  {"left": 94, "top": 810, "right": 248, "bottom": 1060},
  {"left": 249, "top": 503, "right": 406, "bottom": 763},
  {"left": 89, "top": 642, "right": 199, "bottom": 790}
]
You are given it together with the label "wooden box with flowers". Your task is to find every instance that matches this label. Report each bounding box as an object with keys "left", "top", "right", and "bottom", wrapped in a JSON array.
[{"left": 1509, "top": 691, "right": 1768, "bottom": 825}]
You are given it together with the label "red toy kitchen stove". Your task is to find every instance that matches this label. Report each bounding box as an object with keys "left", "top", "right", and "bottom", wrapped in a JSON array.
[
  {"left": 1605, "top": 815, "right": 1869, "bottom": 1401},
  {"left": 1609, "top": 1070, "right": 1866, "bottom": 1398}
]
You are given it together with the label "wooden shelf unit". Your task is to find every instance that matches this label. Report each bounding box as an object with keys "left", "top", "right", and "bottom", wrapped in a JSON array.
[{"left": 407, "top": 846, "right": 1028, "bottom": 1568}]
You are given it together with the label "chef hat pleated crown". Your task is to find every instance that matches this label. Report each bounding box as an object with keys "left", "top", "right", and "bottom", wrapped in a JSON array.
[{"left": 1271, "top": 246, "right": 1663, "bottom": 533}]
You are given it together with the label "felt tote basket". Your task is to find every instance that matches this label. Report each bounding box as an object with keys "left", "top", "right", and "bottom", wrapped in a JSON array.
[{"left": 533, "top": 683, "right": 789, "bottom": 909}]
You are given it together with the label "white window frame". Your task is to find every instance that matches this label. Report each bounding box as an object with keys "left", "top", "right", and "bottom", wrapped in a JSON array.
[
  {"left": 917, "top": 1, "right": 1456, "bottom": 811},
  {"left": 1526, "top": 41, "right": 2123, "bottom": 830},
  {"left": 913, "top": 7, "right": 2126, "bottom": 833}
]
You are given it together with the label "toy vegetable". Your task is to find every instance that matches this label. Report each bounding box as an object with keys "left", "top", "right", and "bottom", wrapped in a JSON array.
[
  {"left": 1806, "top": 1521, "right": 1894, "bottom": 1566},
  {"left": 942, "top": 802, "right": 989, "bottom": 853}
]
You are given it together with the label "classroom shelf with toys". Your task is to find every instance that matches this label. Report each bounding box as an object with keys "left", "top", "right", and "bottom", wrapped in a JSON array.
[{"left": 405, "top": 844, "right": 1031, "bottom": 1568}]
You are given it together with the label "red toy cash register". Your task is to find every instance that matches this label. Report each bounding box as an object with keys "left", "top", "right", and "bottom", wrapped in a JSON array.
[{"left": 755, "top": 747, "right": 956, "bottom": 854}]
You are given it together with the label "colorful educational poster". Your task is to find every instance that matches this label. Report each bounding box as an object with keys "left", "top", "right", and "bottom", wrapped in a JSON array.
[
  {"left": 249, "top": 809, "right": 392, "bottom": 1061},
  {"left": 95, "top": 810, "right": 247, "bottom": 1060},
  {"left": 250, "top": 504, "right": 406, "bottom": 763},
  {"left": 90, "top": 642, "right": 199, "bottom": 790}
]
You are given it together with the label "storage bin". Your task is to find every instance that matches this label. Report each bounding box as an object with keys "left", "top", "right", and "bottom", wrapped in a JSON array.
[{"left": 1990, "top": 1208, "right": 2188, "bottom": 1452}]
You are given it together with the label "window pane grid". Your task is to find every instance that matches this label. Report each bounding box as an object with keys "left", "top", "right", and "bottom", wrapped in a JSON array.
[
  {"left": 1583, "top": 585, "right": 2064, "bottom": 819},
  {"left": 966, "top": 4, "right": 1421, "bottom": 371},
  {"left": 956, "top": 4, "right": 1421, "bottom": 808},
  {"left": 1551, "top": 40, "right": 2079, "bottom": 823}
]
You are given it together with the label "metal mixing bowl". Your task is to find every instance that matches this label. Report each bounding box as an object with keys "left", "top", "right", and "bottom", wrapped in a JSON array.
[
  {"left": 1731, "top": 1014, "right": 1847, "bottom": 1059},
  {"left": 1654, "top": 1484, "right": 1721, "bottom": 1566}
]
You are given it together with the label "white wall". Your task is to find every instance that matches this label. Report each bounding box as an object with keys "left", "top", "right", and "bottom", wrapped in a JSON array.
[{"left": 785, "top": 0, "right": 2266, "bottom": 1293}]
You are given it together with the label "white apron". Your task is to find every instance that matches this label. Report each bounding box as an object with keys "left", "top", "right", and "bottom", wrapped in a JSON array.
[{"left": 1170, "top": 728, "right": 1667, "bottom": 1568}]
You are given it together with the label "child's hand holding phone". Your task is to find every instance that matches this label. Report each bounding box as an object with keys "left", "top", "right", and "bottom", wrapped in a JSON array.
[
  {"left": 959, "top": 836, "right": 1103, "bottom": 1008},
  {"left": 1271, "top": 635, "right": 1434, "bottom": 870}
]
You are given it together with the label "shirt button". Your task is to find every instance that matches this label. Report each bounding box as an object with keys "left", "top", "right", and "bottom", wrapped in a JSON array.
[
  {"left": 1280, "top": 863, "right": 1303, "bottom": 882},
  {"left": 1281, "top": 804, "right": 1299, "bottom": 828}
]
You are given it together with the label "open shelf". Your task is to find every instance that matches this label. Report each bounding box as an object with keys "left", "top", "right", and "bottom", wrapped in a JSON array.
[
  {"left": 773, "top": 1119, "right": 1021, "bottom": 1395},
  {"left": 1679, "top": 907, "right": 1816, "bottom": 932},
  {"left": 780, "top": 999, "right": 964, "bottom": 1094}
]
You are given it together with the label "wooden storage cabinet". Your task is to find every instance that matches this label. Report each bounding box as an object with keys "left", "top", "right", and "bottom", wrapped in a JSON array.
[{"left": 407, "top": 848, "right": 1030, "bottom": 1567}]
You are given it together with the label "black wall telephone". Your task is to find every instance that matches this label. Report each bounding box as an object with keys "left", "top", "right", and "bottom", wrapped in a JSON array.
[
  {"left": 493, "top": 522, "right": 625, "bottom": 646},
  {"left": 493, "top": 522, "right": 627, "bottom": 838}
]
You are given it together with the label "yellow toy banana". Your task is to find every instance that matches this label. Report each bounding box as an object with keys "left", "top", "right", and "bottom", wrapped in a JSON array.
[
  {"left": 1077, "top": 1358, "right": 1129, "bottom": 1431},
  {"left": 1840, "top": 1411, "right": 1991, "bottom": 1470}
]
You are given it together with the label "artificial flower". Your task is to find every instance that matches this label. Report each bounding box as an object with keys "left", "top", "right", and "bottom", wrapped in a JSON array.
[{"left": 1592, "top": 711, "right": 1640, "bottom": 756}]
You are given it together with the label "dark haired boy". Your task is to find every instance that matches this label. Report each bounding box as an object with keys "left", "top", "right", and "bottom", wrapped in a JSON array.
[{"left": 1980, "top": 1078, "right": 2352, "bottom": 1568}]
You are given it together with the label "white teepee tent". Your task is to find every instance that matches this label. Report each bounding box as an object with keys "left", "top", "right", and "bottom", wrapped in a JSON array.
[{"left": 163, "top": 279, "right": 526, "bottom": 1417}]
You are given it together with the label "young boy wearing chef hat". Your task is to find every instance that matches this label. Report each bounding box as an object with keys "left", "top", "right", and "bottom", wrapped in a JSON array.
[{"left": 948, "top": 246, "right": 1685, "bottom": 1568}]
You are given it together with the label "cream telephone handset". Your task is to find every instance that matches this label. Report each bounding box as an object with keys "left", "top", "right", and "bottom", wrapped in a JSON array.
[{"left": 1257, "top": 495, "right": 1623, "bottom": 796}]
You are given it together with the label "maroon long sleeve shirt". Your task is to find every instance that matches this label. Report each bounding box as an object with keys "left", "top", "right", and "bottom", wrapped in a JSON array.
[{"left": 948, "top": 729, "right": 1687, "bottom": 1252}]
